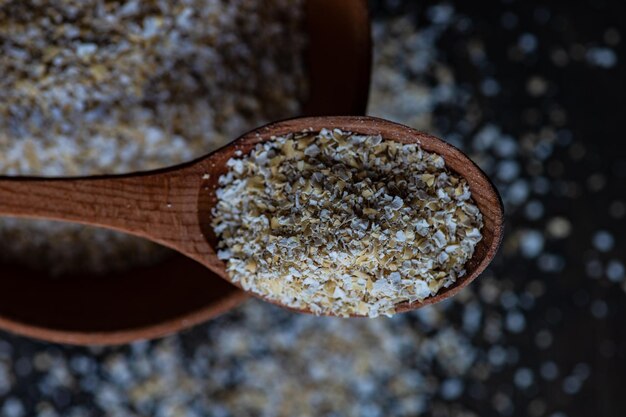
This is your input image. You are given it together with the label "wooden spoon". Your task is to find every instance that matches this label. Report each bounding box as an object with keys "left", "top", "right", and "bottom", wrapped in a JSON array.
[{"left": 0, "top": 116, "right": 504, "bottom": 316}]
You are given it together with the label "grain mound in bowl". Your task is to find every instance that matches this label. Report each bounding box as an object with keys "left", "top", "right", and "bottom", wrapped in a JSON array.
[
  {"left": 212, "top": 128, "right": 484, "bottom": 317},
  {"left": 0, "top": 0, "right": 307, "bottom": 274}
]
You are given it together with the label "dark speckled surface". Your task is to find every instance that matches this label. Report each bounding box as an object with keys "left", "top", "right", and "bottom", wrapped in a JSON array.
[{"left": 0, "top": 1, "right": 624, "bottom": 416}]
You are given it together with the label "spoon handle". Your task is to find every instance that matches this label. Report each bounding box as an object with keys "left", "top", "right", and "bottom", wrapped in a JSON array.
[{"left": 0, "top": 170, "right": 206, "bottom": 254}]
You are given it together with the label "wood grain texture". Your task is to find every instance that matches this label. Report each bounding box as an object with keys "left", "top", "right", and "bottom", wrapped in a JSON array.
[
  {"left": 0, "top": 0, "right": 372, "bottom": 345},
  {"left": 0, "top": 116, "right": 504, "bottom": 323},
  {"left": 0, "top": 162, "right": 220, "bottom": 274}
]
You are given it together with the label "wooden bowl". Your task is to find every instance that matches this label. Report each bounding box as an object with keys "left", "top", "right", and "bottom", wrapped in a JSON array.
[{"left": 0, "top": 0, "right": 371, "bottom": 345}]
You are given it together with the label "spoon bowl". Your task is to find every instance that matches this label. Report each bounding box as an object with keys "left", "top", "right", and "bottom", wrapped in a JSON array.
[
  {"left": 201, "top": 116, "right": 504, "bottom": 315},
  {"left": 0, "top": 116, "right": 504, "bottom": 320}
]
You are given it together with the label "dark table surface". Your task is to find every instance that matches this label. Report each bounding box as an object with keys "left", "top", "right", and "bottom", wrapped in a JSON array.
[{"left": 0, "top": 1, "right": 624, "bottom": 416}]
